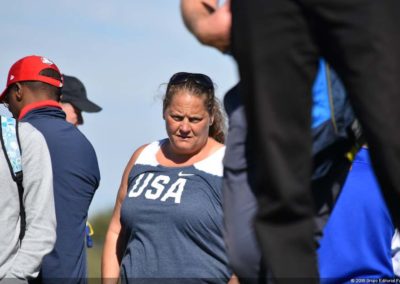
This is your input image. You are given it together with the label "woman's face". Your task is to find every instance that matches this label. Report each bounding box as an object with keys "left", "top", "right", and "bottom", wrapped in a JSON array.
[{"left": 164, "top": 90, "right": 213, "bottom": 156}]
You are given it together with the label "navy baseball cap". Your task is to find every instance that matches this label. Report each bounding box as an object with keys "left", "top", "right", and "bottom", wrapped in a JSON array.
[{"left": 61, "top": 75, "right": 102, "bottom": 112}]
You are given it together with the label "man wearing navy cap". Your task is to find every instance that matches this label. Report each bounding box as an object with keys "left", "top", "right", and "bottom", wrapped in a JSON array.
[{"left": 60, "top": 75, "right": 102, "bottom": 126}]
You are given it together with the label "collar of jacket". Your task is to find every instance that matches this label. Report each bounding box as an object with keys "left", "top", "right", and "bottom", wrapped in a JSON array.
[{"left": 19, "top": 100, "right": 62, "bottom": 120}]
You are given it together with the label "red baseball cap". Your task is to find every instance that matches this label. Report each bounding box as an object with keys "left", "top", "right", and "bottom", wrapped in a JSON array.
[{"left": 0, "top": 55, "right": 63, "bottom": 101}]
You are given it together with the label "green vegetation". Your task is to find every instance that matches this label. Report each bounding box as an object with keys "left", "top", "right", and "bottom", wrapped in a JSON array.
[{"left": 87, "top": 208, "right": 113, "bottom": 280}]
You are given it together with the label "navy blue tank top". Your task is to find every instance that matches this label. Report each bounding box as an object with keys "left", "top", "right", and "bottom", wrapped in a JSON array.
[{"left": 120, "top": 140, "right": 231, "bottom": 283}]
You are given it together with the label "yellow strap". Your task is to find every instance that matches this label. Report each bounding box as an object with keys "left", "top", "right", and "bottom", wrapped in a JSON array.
[
  {"left": 86, "top": 221, "right": 94, "bottom": 236},
  {"left": 345, "top": 145, "right": 360, "bottom": 162}
]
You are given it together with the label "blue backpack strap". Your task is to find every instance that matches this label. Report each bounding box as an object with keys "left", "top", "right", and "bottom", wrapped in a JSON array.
[
  {"left": 0, "top": 116, "right": 25, "bottom": 240},
  {"left": 311, "top": 59, "right": 366, "bottom": 180},
  {"left": 326, "top": 62, "right": 365, "bottom": 158},
  {"left": 1, "top": 116, "right": 23, "bottom": 176}
]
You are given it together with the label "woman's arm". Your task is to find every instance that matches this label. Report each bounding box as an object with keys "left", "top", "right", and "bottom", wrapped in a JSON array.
[{"left": 101, "top": 145, "right": 147, "bottom": 284}]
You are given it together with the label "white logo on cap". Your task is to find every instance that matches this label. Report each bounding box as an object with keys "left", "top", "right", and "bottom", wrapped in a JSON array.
[
  {"left": 41, "top": 57, "right": 54, "bottom": 65},
  {"left": 10, "top": 75, "right": 14, "bottom": 81}
]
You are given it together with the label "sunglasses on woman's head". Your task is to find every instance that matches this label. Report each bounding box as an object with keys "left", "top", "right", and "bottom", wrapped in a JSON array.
[{"left": 168, "top": 72, "right": 214, "bottom": 90}]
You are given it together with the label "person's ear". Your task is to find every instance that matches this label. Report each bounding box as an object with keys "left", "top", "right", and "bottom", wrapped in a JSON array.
[{"left": 15, "top": 83, "right": 23, "bottom": 101}]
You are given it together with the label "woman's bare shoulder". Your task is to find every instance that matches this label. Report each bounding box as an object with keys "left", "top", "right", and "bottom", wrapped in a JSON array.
[{"left": 123, "top": 144, "right": 149, "bottom": 175}]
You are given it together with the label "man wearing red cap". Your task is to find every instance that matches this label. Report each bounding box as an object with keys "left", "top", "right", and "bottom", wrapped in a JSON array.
[{"left": 1, "top": 55, "right": 101, "bottom": 284}]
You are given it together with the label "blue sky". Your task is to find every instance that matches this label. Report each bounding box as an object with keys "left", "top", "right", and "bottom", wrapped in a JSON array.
[{"left": 0, "top": 1, "right": 239, "bottom": 215}]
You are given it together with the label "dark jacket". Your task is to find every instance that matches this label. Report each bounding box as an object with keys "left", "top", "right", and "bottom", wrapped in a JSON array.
[{"left": 20, "top": 101, "right": 100, "bottom": 283}]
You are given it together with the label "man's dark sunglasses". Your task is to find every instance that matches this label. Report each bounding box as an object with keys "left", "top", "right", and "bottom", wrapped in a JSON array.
[{"left": 168, "top": 72, "right": 214, "bottom": 90}]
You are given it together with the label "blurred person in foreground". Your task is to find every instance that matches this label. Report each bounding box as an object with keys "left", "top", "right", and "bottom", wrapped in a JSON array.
[
  {"left": 102, "top": 72, "right": 236, "bottom": 283},
  {"left": 1, "top": 55, "right": 100, "bottom": 284},
  {"left": 230, "top": 0, "right": 400, "bottom": 281},
  {"left": 60, "top": 75, "right": 102, "bottom": 127},
  {"left": 181, "top": 1, "right": 399, "bottom": 283}
]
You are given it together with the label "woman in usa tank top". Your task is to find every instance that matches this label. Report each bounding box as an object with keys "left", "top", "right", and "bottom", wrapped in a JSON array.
[{"left": 102, "top": 72, "right": 236, "bottom": 284}]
